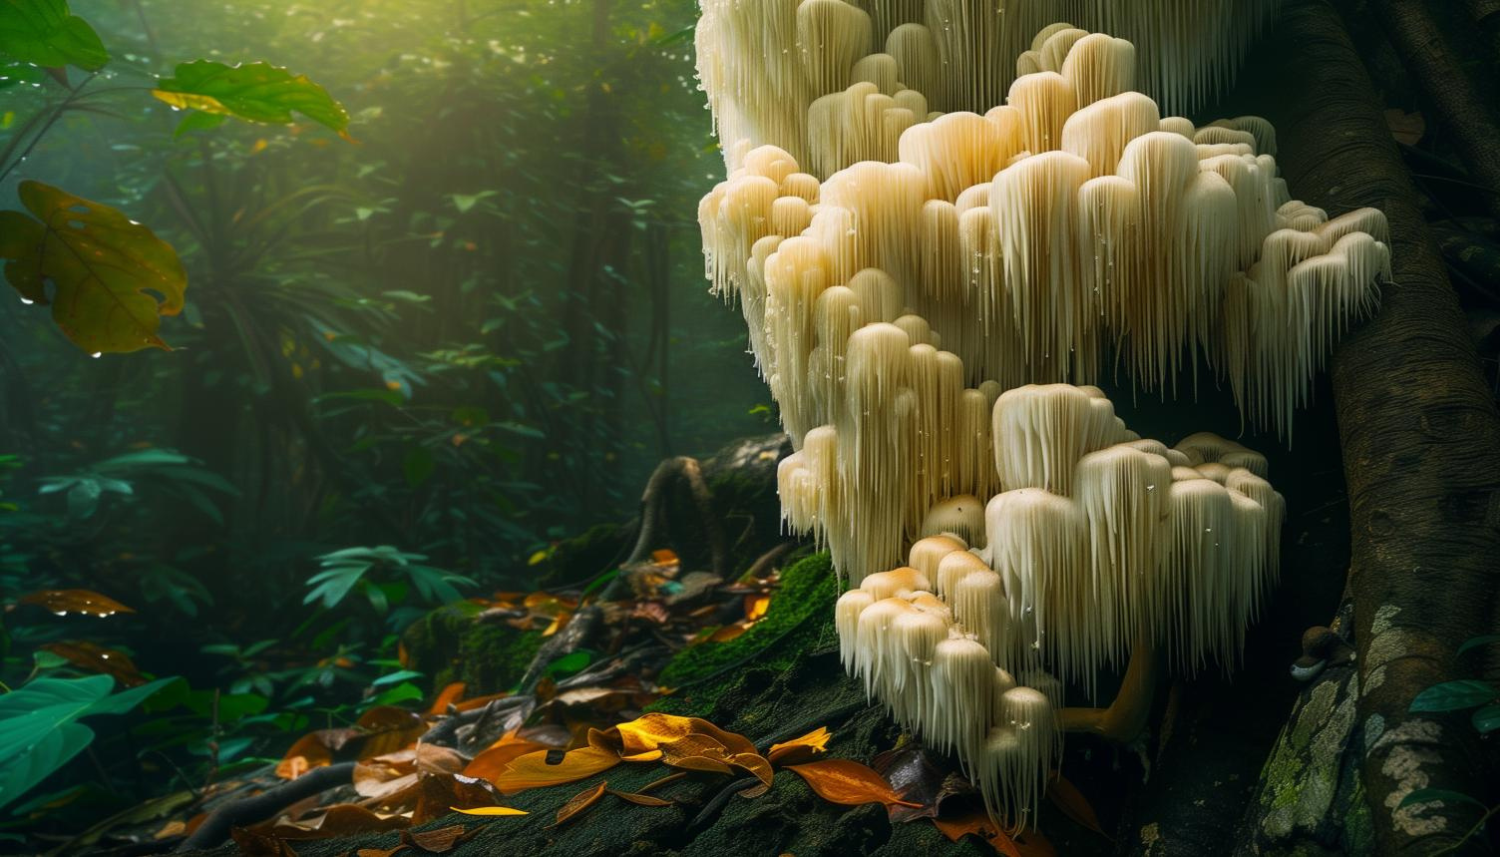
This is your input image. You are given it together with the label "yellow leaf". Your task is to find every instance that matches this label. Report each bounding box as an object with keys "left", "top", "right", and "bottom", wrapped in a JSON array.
[
  {"left": 744, "top": 594, "right": 771, "bottom": 622},
  {"left": 527, "top": 550, "right": 549, "bottom": 566},
  {"left": 490, "top": 745, "right": 621, "bottom": 794},
  {"left": 786, "top": 759, "right": 922, "bottom": 809},
  {"left": 450, "top": 806, "right": 528, "bottom": 816},
  {"left": 463, "top": 740, "right": 548, "bottom": 783},
  {"left": 614, "top": 713, "right": 755, "bottom": 756},
  {"left": 767, "top": 727, "right": 831, "bottom": 766},
  {"left": 729, "top": 752, "right": 775, "bottom": 788},
  {"left": 554, "top": 781, "right": 607, "bottom": 826}
]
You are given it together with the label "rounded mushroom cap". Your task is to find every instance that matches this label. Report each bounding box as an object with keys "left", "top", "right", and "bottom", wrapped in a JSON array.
[
  {"left": 909, "top": 534, "right": 969, "bottom": 578},
  {"left": 863, "top": 566, "right": 932, "bottom": 600}
]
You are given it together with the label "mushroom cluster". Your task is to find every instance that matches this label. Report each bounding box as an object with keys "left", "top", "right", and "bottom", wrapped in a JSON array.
[
  {"left": 693, "top": 9, "right": 1385, "bottom": 833},
  {"left": 697, "top": 0, "right": 1283, "bottom": 170},
  {"left": 833, "top": 397, "right": 1284, "bottom": 827},
  {"left": 698, "top": 22, "right": 1389, "bottom": 446}
]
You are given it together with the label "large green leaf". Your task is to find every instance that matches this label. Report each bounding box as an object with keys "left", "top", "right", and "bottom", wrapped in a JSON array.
[
  {"left": 1409, "top": 680, "right": 1499, "bottom": 713},
  {"left": 0, "top": 181, "right": 187, "bottom": 354},
  {"left": 152, "top": 61, "right": 350, "bottom": 136},
  {"left": 0, "top": 675, "right": 177, "bottom": 809},
  {"left": 0, "top": 0, "right": 108, "bottom": 72}
]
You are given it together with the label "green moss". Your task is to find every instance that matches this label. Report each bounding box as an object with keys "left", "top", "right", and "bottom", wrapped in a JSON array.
[
  {"left": 649, "top": 551, "right": 838, "bottom": 716},
  {"left": 534, "top": 522, "right": 628, "bottom": 590},
  {"left": 400, "top": 603, "right": 544, "bottom": 695}
]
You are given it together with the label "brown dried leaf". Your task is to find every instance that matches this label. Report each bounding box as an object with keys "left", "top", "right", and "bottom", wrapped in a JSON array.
[
  {"left": 786, "top": 760, "right": 922, "bottom": 809},
  {"left": 403, "top": 824, "right": 469, "bottom": 853},
  {"left": 607, "top": 789, "right": 673, "bottom": 807},
  {"left": 1046, "top": 773, "right": 1108, "bottom": 839},
  {"left": 271, "top": 804, "right": 408, "bottom": 840},
  {"left": 230, "top": 826, "right": 298, "bottom": 856},
  {"left": 554, "top": 781, "right": 608, "bottom": 826},
  {"left": 39, "top": 640, "right": 147, "bottom": 686},
  {"left": 355, "top": 846, "right": 407, "bottom": 857},
  {"left": 21, "top": 589, "right": 134, "bottom": 617},
  {"left": 414, "top": 773, "right": 501, "bottom": 824}
]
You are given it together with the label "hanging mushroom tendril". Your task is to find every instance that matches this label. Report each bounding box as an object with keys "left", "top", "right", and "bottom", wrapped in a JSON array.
[{"left": 693, "top": 3, "right": 1392, "bottom": 835}]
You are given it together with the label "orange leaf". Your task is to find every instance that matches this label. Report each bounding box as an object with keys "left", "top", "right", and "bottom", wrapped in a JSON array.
[
  {"left": 1015, "top": 829, "right": 1058, "bottom": 856},
  {"left": 453, "top": 692, "right": 511, "bottom": 713},
  {"left": 490, "top": 745, "right": 621, "bottom": 794},
  {"left": 276, "top": 729, "right": 356, "bottom": 779},
  {"left": 786, "top": 760, "right": 922, "bottom": 809},
  {"left": 707, "top": 622, "right": 750, "bottom": 643},
  {"left": 767, "top": 727, "right": 831, "bottom": 766},
  {"left": 463, "top": 740, "right": 547, "bottom": 783},
  {"left": 608, "top": 789, "right": 673, "bottom": 807},
  {"left": 20, "top": 589, "right": 134, "bottom": 617},
  {"left": 1046, "top": 773, "right": 1108, "bottom": 838},
  {"left": 932, "top": 810, "right": 1020, "bottom": 857},
  {"left": 39, "top": 641, "right": 147, "bottom": 686},
  {"left": 555, "top": 781, "right": 608, "bottom": 826},
  {"left": 651, "top": 549, "right": 678, "bottom": 565},
  {"left": 427, "top": 682, "right": 466, "bottom": 715}
]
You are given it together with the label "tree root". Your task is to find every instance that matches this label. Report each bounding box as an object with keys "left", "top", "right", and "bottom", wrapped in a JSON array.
[
  {"left": 627, "top": 456, "right": 729, "bottom": 579},
  {"left": 176, "top": 762, "right": 356, "bottom": 851}
]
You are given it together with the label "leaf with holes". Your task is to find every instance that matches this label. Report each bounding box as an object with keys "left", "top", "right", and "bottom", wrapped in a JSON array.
[
  {"left": 153, "top": 61, "right": 350, "bottom": 136},
  {"left": 0, "top": 0, "right": 108, "bottom": 71},
  {"left": 0, "top": 182, "right": 186, "bottom": 353}
]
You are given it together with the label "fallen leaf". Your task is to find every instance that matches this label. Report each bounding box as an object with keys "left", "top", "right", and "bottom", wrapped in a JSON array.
[
  {"left": 787, "top": 760, "right": 923, "bottom": 809},
  {"left": 767, "top": 727, "right": 831, "bottom": 766},
  {"left": 464, "top": 740, "right": 548, "bottom": 783},
  {"left": 357, "top": 707, "right": 427, "bottom": 758},
  {"left": 490, "top": 745, "right": 621, "bottom": 794},
  {"left": 414, "top": 773, "right": 500, "bottom": 824},
  {"left": 20, "top": 589, "right": 134, "bottom": 617},
  {"left": 271, "top": 804, "right": 408, "bottom": 839},
  {"left": 744, "top": 594, "right": 771, "bottom": 621},
  {"left": 404, "top": 824, "right": 470, "bottom": 852},
  {"left": 932, "top": 808, "right": 1020, "bottom": 857},
  {"left": 276, "top": 729, "right": 359, "bottom": 779},
  {"left": 651, "top": 549, "right": 679, "bottom": 565},
  {"left": 872, "top": 742, "right": 971, "bottom": 822},
  {"left": 450, "top": 806, "right": 528, "bottom": 816},
  {"left": 1015, "top": 829, "right": 1058, "bottom": 856},
  {"left": 452, "top": 692, "right": 511, "bottom": 713},
  {"left": 356, "top": 846, "right": 407, "bottom": 857},
  {"left": 427, "top": 682, "right": 466, "bottom": 715},
  {"left": 1046, "top": 773, "right": 1108, "bottom": 839},
  {"left": 555, "top": 781, "right": 608, "bottom": 826},
  {"left": 729, "top": 753, "right": 774, "bottom": 788},
  {"left": 615, "top": 713, "right": 756, "bottom": 756},
  {"left": 39, "top": 640, "right": 147, "bottom": 686},
  {"left": 608, "top": 789, "right": 673, "bottom": 807},
  {"left": 231, "top": 826, "right": 298, "bottom": 856}
]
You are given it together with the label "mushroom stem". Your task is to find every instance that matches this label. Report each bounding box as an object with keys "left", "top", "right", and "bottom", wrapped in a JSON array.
[{"left": 1057, "top": 634, "right": 1161, "bottom": 743}]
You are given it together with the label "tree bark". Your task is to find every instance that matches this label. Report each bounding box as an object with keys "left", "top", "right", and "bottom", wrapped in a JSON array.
[{"left": 1241, "top": 1, "right": 1500, "bottom": 853}]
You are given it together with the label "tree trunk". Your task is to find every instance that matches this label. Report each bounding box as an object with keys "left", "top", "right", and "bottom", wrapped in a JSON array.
[{"left": 1235, "top": 1, "right": 1500, "bottom": 853}]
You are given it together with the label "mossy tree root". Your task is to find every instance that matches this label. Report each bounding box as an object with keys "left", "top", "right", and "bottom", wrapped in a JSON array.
[{"left": 628, "top": 455, "right": 729, "bottom": 578}]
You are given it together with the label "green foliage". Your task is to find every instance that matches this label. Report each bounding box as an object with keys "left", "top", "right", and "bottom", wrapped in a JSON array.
[
  {"left": 1409, "top": 680, "right": 1499, "bottom": 713},
  {"left": 0, "top": 674, "right": 177, "bottom": 810},
  {"left": 153, "top": 61, "right": 351, "bottom": 136},
  {"left": 0, "top": 181, "right": 187, "bottom": 353},
  {"left": 307, "top": 546, "right": 476, "bottom": 613},
  {"left": 0, "top": 0, "right": 108, "bottom": 71}
]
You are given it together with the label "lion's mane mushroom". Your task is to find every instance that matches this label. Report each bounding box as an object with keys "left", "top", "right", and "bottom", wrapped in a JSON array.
[{"left": 697, "top": 11, "right": 1385, "bottom": 834}]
